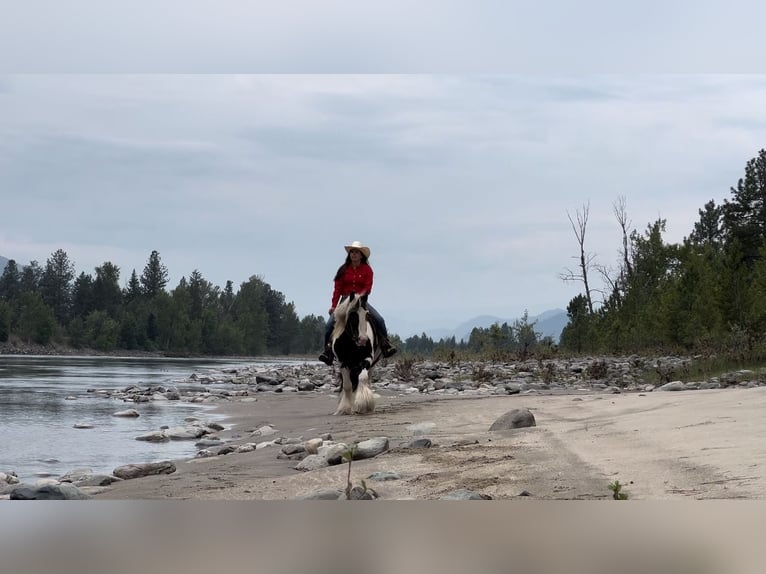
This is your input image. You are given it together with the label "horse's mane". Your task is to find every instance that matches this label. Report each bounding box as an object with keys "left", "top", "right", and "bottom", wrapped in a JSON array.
[{"left": 331, "top": 293, "right": 367, "bottom": 341}]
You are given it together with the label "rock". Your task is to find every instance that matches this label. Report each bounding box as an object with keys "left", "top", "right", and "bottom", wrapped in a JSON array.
[
  {"left": 658, "top": 381, "right": 686, "bottom": 392},
  {"left": 135, "top": 430, "right": 169, "bottom": 442},
  {"left": 297, "top": 380, "right": 316, "bottom": 391},
  {"left": 195, "top": 437, "right": 223, "bottom": 447},
  {"left": 348, "top": 485, "right": 377, "bottom": 500},
  {"left": 164, "top": 426, "right": 209, "bottom": 440},
  {"left": 367, "top": 471, "right": 401, "bottom": 482},
  {"left": 0, "top": 471, "right": 20, "bottom": 485},
  {"left": 58, "top": 468, "right": 94, "bottom": 483},
  {"left": 281, "top": 444, "right": 306, "bottom": 456},
  {"left": 74, "top": 474, "right": 123, "bottom": 487},
  {"left": 440, "top": 489, "right": 492, "bottom": 500},
  {"left": 113, "top": 461, "right": 176, "bottom": 480},
  {"left": 319, "top": 443, "right": 349, "bottom": 465},
  {"left": 297, "top": 489, "right": 343, "bottom": 500},
  {"left": 73, "top": 423, "right": 95, "bottom": 429},
  {"left": 489, "top": 408, "right": 536, "bottom": 430},
  {"left": 251, "top": 425, "right": 277, "bottom": 437},
  {"left": 11, "top": 482, "right": 92, "bottom": 500},
  {"left": 354, "top": 437, "right": 389, "bottom": 460},
  {"left": 404, "top": 438, "right": 432, "bottom": 449},
  {"left": 113, "top": 409, "right": 140, "bottom": 417},
  {"left": 295, "top": 454, "right": 329, "bottom": 472},
  {"left": 304, "top": 438, "right": 323, "bottom": 454}
]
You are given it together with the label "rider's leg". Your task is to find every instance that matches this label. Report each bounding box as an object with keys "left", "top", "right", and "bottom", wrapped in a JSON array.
[
  {"left": 367, "top": 304, "right": 397, "bottom": 358},
  {"left": 318, "top": 315, "right": 335, "bottom": 365}
]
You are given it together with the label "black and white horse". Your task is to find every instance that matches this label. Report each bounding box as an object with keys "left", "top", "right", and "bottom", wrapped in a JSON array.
[{"left": 330, "top": 293, "right": 380, "bottom": 415}]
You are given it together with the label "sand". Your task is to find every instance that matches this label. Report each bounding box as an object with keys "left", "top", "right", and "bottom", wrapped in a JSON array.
[{"left": 90, "top": 386, "right": 766, "bottom": 500}]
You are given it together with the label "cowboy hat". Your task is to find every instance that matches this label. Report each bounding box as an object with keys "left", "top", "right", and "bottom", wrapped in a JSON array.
[{"left": 344, "top": 241, "right": 371, "bottom": 259}]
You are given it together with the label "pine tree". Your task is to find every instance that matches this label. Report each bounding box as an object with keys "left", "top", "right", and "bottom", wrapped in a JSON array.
[
  {"left": 40, "top": 249, "right": 75, "bottom": 325},
  {"left": 140, "top": 250, "right": 168, "bottom": 299}
]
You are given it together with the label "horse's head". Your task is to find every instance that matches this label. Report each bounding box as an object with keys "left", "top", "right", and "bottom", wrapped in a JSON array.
[{"left": 332, "top": 293, "right": 369, "bottom": 347}]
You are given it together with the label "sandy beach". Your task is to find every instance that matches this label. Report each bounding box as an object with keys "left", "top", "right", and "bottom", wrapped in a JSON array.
[{"left": 89, "top": 384, "right": 766, "bottom": 500}]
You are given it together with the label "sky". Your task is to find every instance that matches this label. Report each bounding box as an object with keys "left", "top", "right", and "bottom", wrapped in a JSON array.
[{"left": 2, "top": 3, "right": 765, "bottom": 337}]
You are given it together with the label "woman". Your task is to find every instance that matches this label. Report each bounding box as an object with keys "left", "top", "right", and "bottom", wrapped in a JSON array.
[{"left": 318, "top": 240, "right": 397, "bottom": 365}]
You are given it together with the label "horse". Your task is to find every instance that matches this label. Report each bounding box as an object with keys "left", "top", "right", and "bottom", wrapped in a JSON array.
[{"left": 330, "top": 292, "right": 381, "bottom": 415}]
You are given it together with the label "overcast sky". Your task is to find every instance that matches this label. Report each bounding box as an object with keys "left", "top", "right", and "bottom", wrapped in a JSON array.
[
  {"left": 1, "top": 1, "right": 765, "bottom": 336},
  {"left": 2, "top": 74, "right": 765, "bottom": 336}
]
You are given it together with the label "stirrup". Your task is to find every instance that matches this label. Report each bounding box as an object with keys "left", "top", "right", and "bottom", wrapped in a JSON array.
[
  {"left": 318, "top": 350, "right": 334, "bottom": 366},
  {"left": 382, "top": 345, "right": 397, "bottom": 358}
]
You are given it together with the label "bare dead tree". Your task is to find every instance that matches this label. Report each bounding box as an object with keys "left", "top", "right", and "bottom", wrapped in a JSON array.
[
  {"left": 614, "top": 196, "right": 633, "bottom": 281},
  {"left": 560, "top": 201, "right": 595, "bottom": 314}
]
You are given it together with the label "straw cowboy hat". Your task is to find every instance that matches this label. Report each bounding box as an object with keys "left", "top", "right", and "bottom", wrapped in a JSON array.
[{"left": 344, "top": 241, "right": 371, "bottom": 259}]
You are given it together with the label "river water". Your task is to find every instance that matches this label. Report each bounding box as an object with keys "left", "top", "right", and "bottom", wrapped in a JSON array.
[{"left": 0, "top": 355, "right": 293, "bottom": 484}]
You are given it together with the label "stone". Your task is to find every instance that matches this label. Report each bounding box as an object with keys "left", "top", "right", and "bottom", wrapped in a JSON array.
[
  {"left": 440, "top": 489, "right": 492, "bottom": 500},
  {"left": 489, "top": 408, "right": 536, "bottom": 431},
  {"left": 113, "top": 461, "right": 176, "bottom": 480},
  {"left": 113, "top": 409, "right": 140, "bottom": 417},
  {"left": 354, "top": 437, "right": 389, "bottom": 460},
  {"left": 11, "top": 482, "right": 92, "bottom": 500}
]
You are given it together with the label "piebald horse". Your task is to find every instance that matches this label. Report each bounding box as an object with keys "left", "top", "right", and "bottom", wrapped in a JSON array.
[{"left": 330, "top": 293, "right": 381, "bottom": 415}]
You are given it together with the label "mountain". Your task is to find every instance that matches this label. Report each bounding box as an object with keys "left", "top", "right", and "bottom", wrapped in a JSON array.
[
  {"left": 0, "top": 255, "right": 8, "bottom": 273},
  {"left": 418, "top": 308, "right": 569, "bottom": 344}
]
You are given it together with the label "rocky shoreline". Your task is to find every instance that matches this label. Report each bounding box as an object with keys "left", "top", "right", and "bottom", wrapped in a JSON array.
[{"left": 3, "top": 354, "right": 766, "bottom": 500}]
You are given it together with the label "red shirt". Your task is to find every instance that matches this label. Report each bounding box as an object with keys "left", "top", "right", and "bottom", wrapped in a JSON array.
[{"left": 331, "top": 263, "right": 374, "bottom": 308}]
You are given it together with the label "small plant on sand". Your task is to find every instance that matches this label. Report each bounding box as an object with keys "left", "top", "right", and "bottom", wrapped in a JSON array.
[
  {"left": 393, "top": 356, "right": 417, "bottom": 381},
  {"left": 471, "top": 363, "right": 493, "bottom": 383},
  {"left": 608, "top": 480, "right": 629, "bottom": 500},
  {"left": 585, "top": 359, "right": 608, "bottom": 380},
  {"left": 539, "top": 360, "right": 557, "bottom": 384},
  {"left": 342, "top": 445, "right": 377, "bottom": 500}
]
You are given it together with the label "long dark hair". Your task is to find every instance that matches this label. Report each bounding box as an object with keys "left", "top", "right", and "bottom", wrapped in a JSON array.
[{"left": 333, "top": 252, "right": 369, "bottom": 281}]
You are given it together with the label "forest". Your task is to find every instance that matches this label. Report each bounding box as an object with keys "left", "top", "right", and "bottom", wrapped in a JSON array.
[
  {"left": 2, "top": 149, "right": 766, "bottom": 359},
  {"left": 0, "top": 250, "right": 326, "bottom": 356}
]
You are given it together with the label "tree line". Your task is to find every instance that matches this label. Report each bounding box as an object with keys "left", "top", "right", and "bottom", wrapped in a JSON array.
[
  {"left": 559, "top": 149, "right": 766, "bottom": 358},
  {"left": 0, "top": 250, "right": 326, "bottom": 355},
  {"left": 400, "top": 310, "right": 555, "bottom": 360}
]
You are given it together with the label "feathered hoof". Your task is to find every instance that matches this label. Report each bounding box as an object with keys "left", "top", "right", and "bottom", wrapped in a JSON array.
[
  {"left": 333, "top": 403, "right": 353, "bottom": 416},
  {"left": 353, "top": 387, "right": 376, "bottom": 414}
]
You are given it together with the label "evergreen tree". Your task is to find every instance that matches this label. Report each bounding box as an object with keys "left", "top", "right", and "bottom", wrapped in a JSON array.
[
  {"left": 20, "top": 261, "right": 43, "bottom": 294},
  {"left": 0, "top": 259, "right": 21, "bottom": 302},
  {"left": 71, "top": 272, "right": 95, "bottom": 319},
  {"left": 140, "top": 250, "right": 168, "bottom": 298},
  {"left": 689, "top": 199, "right": 724, "bottom": 248},
  {"left": 93, "top": 262, "right": 122, "bottom": 317},
  {"left": 124, "top": 269, "right": 142, "bottom": 303},
  {"left": 722, "top": 149, "right": 766, "bottom": 264},
  {"left": 39, "top": 249, "right": 75, "bottom": 325}
]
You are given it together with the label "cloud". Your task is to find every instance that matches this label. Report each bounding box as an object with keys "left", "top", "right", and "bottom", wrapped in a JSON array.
[{"left": 2, "top": 74, "right": 766, "bottom": 335}]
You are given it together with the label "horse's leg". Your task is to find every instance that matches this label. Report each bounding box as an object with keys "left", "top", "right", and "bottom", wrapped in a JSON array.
[
  {"left": 353, "top": 367, "right": 375, "bottom": 414},
  {"left": 334, "top": 368, "right": 354, "bottom": 415}
]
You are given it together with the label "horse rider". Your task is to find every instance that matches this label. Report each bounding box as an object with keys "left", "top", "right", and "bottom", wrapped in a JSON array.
[{"left": 318, "top": 241, "right": 398, "bottom": 365}]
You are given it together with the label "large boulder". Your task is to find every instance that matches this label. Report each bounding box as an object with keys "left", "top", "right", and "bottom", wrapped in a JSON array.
[
  {"left": 489, "top": 408, "right": 536, "bottom": 431},
  {"left": 113, "top": 461, "right": 176, "bottom": 480},
  {"left": 11, "top": 483, "right": 92, "bottom": 500}
]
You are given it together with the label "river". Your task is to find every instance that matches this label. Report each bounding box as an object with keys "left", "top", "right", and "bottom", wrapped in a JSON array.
[{"left": 0, "top": 355, "right": 293, "bottom": 484}]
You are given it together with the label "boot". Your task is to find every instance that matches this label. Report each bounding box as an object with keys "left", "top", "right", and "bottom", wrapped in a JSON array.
[
  {"left": 318, "top": 344, "right": 334, "bottom": 366},
  {"left": 380, "top": 337, "right": 397, "bottom": 358}
]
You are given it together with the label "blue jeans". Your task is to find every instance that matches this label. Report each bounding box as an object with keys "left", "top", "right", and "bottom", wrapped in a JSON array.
[{"left": 324, "top": 304, "right": 389, "bottom": 345}]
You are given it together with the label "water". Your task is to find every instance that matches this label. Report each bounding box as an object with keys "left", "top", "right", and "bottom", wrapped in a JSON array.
[{"left": 0, "top": 355, "right": 292, "bottom": 484}]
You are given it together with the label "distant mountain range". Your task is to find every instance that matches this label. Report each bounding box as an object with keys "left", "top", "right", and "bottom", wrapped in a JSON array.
[{"left": 419, "top": 308, "right": 569, "bottom": 343}]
